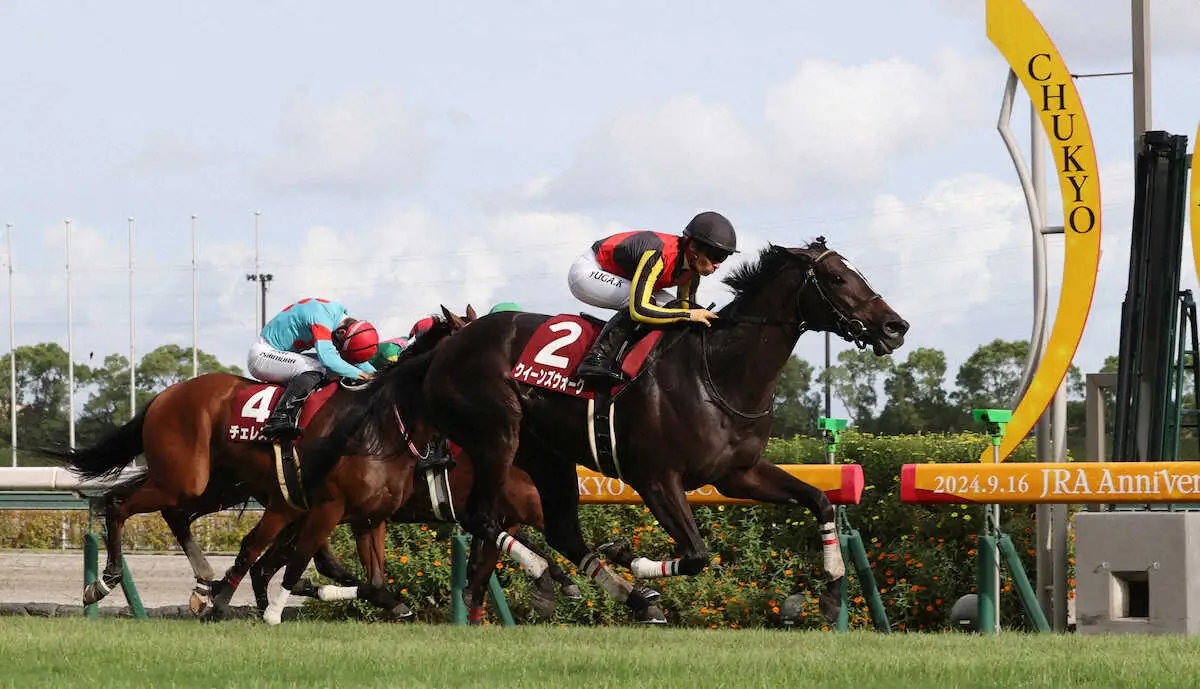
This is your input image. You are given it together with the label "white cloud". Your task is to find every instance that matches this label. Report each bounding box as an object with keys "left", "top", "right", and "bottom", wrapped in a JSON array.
[
  {"left": 255, "top": 89, "right": 435, "bottom": 198},
  {"left": 537, "top": 51, "right": 994, "bottom": 206}
]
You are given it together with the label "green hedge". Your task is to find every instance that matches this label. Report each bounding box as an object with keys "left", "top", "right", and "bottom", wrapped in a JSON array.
[{"left": 310, "top": 431, "right": 1055, "bottom": 631}]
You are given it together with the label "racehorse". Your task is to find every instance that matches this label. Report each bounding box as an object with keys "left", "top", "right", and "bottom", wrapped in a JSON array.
[
  {"left": 342, "top": 239, "right": 908, "bottom": 623},
  {"left": 52, "top": 306, "right": 476, "bottom": 613},
  {"left": 247, "top": 447, "right": 581, "bottom": 624}
]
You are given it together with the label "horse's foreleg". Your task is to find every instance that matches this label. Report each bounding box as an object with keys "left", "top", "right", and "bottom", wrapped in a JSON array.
[
  {"left": 211, "top": 507, "right": 293, "bottom": 616},
  {"left": 611, "top": 473, "right": 711, "bottom": 578},
  {"left": 713, "top": 460, "right": 844, "bottom": 622},
  {"left": 347, "top": 524, "right": 413, "bottom": 620},
  {"left": 464, "top": 535, "right": 500, "bottom": 624},
  {"left": 249, "top": 524, "right": 300, "bottom": 612},
  {"left": 263, "top": 501, "right": 343, "bottom": 626},
  {"left": 505, "top": 527, "right": 560, "bottom": 615}
]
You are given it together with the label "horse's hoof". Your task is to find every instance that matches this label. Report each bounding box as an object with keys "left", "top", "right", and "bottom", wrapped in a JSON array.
[
  {"left": 560, "top": 583, "right": 583, "bottom": 600},
  {"left": 189, "top": 591, "right": 210, "bottom": 616},
  {"left": 819, "top": 577, "right": 844, "bottom": 624},
  {"left": 82, "top": 579, "right": 113, "bottom": 606},
  {"left": 630, "top": 586, "right": 662, "bottom": 605},
  {"left": 597, "top": 539, "right": 635, "bottom": 568},
  {"left": 263, "top": 609, "right": 283, "bottom": 626},
  {"left": 634, "top": 604, "right": 668, "bottom": 625},
  {"left": 531, "top": 572, "right": 557, "bottom": 619}
]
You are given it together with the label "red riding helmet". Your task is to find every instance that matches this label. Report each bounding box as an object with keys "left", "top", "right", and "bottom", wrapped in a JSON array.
[
  {"left": 408, "top": 316, "right": 436, "bottom": 340},
  {"left": 338, "top": 320, "right": 379, "bottom": 364}
]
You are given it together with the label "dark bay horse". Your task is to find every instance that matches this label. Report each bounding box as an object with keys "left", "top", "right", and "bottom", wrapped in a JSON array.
[
  {"left": 350, "top": 239, "right": 908, "bottom": 623},
  {"left": 53, "top": 307, "right": 474, "bottom": 613}
]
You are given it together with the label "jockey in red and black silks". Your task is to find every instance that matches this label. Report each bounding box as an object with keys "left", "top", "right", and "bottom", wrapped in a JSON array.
[{"left": 568, "top": 211, "right": 739, "bottom": 384}]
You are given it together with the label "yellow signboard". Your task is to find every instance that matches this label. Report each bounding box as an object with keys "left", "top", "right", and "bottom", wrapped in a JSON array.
[
  {"left": 576, "top": 464, "right": 863, "bottom": 505},
  {"left": 981, "top": 0, "right": 1102, "bottom": 462},
  {"left": 902, "top": 462, "right": 1200, "bottom": 504},
  {"left": 1191, "top": 122, "right": 1200, "bottom": 284}
]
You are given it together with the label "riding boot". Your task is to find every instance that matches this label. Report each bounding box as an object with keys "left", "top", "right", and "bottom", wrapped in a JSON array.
[
  {"left": 261, "top": 371, "right": 324, "bottom": 440},
  {"left": 576, "top": 309, "right": 636, "bottom": 383}
]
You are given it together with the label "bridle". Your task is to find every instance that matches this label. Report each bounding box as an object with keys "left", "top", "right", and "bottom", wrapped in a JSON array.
[{"left": 724, "top": 247, "right": 882, "bottom": 350}]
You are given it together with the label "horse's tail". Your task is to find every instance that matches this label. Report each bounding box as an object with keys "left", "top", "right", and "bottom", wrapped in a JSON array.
[{"left": 45, "top": 397, "right": 156, "bottom": 482}]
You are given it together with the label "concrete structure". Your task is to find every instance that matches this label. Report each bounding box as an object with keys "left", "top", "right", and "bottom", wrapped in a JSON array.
[{"left": 1075, "top": 512, "right": 1200, "bottom": 634}]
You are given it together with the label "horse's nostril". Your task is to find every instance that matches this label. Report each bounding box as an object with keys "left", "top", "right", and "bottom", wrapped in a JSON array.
[{"left": 884, "top": 319, "right": 909, "bottom": 338}]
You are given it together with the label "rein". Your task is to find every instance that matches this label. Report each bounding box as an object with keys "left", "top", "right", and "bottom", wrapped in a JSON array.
[{"left": 393, "top": 405, "right": 431, "bottom": 462}]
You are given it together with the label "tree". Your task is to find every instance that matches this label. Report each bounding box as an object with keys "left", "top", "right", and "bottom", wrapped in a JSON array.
[
  {"left": 78, "top": 345, "right": 243, "bottom": 443},
  {"left": 771, "top": 355, "right": 822, "bottom": 438},
  {"left": 826, "top": 348, "right": 894, "bottom": 429},
  {"left": 0, "top": 343, "right": 93, "bottom": 462},
  {"left": 876, "top": 347, "right": 965, "bottom": 433},
  {"left": 952, "top": 339, "right": 1029, "bottom": 412}
]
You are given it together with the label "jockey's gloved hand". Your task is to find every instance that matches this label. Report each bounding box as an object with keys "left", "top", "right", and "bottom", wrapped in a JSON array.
[{"left": 687, "top": 309, "right": 720, "bottom": 327}]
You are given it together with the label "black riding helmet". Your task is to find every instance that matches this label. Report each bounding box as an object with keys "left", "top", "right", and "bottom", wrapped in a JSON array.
[{"left": 682, "top": 211, "right": 738, "bottom": 263}]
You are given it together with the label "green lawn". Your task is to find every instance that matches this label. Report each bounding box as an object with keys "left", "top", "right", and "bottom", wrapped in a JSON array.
[{"left": 1, "top": 618, "right": 1199, "bottom": 688}]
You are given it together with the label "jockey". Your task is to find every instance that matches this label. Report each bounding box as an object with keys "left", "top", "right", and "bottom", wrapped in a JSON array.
[
  {"left": 368, "top": 338, "right": 406, "bottom": 370},
  {"left": 568, "top": 211, "right": 737, "bottom": 383},
  {"left": 248, "top": 297, "right": 379, "bottom": 439}
]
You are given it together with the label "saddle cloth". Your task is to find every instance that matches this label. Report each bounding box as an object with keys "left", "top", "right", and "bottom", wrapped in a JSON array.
[
  {"left": 225, "top": 381, "right": 338, "bottom": 443},
  {"left": 509, "top": 314, "right": 662, "bottom": 399}
]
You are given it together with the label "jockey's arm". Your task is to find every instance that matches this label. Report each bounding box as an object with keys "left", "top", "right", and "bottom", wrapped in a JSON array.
[
  {"left": 356, "top": 360, "right": 377, "bottom": 375},
  {"left": 626, "top": 250, "right": 692, "bottom": 325},
  {"left": 676, "top": 274, "right": 700, "bottom": 309},
  {"left": 309, "top": 324, "right": 368, "bottom": 379}
]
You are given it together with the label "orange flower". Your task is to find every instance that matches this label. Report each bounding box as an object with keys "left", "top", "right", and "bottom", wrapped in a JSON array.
[
  {"left": 433, "top": 561, "right": 442, "bottom": 567},
  {"left": 399, "top": 556, "right": 409, "bottom": 564}
]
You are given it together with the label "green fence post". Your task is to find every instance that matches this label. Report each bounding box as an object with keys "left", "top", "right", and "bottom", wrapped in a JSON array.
[
  {"left": 845, "top": 528, "right": 891, "bottom": 633},
  {"left": 977, "top": 533, "right": 999, "bottom": 635},
  {"left": 998, "top": 534, "right": 1051, "bottom": 633},
  {"left": 119, "top": 557, "right": 147, "bottom": 619},
  {"left": 836, "top": 533, "right": 850, "bottom": 632},
  {"left": 83, "top": 532, "right": 99, "bottom": 620},
  {"left": 487, "top": 573, "right": 516, "bottom": 627},
  {"left": 450, "top": 532, "right": 469, "bottom": 626}
]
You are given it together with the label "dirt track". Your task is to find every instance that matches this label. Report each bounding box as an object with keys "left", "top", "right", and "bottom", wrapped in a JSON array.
[{"left": 0, "top": 550, "right": 270, "bottom": 609}]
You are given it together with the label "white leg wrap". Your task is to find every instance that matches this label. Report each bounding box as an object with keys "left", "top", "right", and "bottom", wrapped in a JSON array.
[
  {"left": 820, "top": 522, "right": 845, "bottom": 579},
  {"left": 317, "top": 585, "right": 360, "bottom": 602},
  {"left": 263, "top": 586, "right": 291, "bottom": 626},
  {"left": 496, "top": 532, "right": 548, "bottom": 579},
  {"left": 630, "top": 557, "right": 680, "bottom": 579},
  {"left": 581, "top": 553, "right": 631, "bottom": 602}
]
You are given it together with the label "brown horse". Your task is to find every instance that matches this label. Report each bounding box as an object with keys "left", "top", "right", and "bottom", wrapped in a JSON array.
[
  {"left": 53, "top": 306, "right": 474, "bottom": 612},
  {"left": 342, "top": 239, "right": 908, "bottom": 624},
  {"left": 247, "top": 445, "right": 581, "bottom": 624}
]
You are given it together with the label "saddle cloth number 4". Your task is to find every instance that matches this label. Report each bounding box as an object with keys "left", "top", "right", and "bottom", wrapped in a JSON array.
[{"left": 241, "top": 387, "right": 278, "bottom": 423}]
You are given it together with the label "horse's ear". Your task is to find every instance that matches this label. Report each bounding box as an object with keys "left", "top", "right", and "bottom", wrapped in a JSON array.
[
  {"left": 466, "top": 304, "right": 477, "bottom": 321},
  {"left": 440, "top": 304, "right": 453, "bottom": 322}
]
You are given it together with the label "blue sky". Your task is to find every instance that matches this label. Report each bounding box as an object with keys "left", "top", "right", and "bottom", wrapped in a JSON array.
[{"left": 1, "top": 0, "right": 1198, "bottom": 411}]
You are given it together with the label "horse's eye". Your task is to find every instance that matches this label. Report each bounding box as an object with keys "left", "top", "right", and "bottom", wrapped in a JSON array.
[{"left": 832, "top": 274, "right": 845, "bottom": 285}]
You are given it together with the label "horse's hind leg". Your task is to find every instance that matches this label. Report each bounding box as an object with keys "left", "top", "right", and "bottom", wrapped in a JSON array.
[
  {"left": 713, "top": 460, "right": 844, "bottom": 622},
  {"left": 85, "top": 480, "right": 178, "bottom": 605},
  {"left": 521, "top": 453, "right": 664, "bottom": 624},
  {"left": 161, "top": 507, "right": 218, "bottom": 615}
]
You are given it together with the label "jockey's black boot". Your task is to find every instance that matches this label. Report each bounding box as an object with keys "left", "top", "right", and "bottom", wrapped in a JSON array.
[
  {"left": 576, "top": 309, "right": 635, "bottom": 383},
  {"left": 261, "top": 371, "right": 323, "bottom": 440}
]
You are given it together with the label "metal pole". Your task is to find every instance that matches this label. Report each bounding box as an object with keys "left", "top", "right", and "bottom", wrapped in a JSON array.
[
  {"left": 65, "top": 219, "right": 74, "bottom": 450},
  {"left": 128, "top": 217, "right": 135, "bottom": 420},
  {"left": 6, "top": 223, "right": 14, "bottom": 467},
  {"left": 191, "top": 215, "right": 198, "bottom": 378},
  {"left": 1132, "top": 0, "right": 1152, "bottom": 150},
  {"left": 1030, "top": 102, "right": 1054, "bottom": 620},
  {"left": 824, "top": 332, "right": 832, "bottom": 418},
  {"left": 254, "top": 211, "right": 261, "bottom": 332}
]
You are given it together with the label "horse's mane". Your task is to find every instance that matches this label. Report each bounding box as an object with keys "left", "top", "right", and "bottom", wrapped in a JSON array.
[
  {"left": 721, "top": 245, "right": 794, "bottom": 298},
  {"left": 302, "top": 316, "right": 456, "bottom": 485}
]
